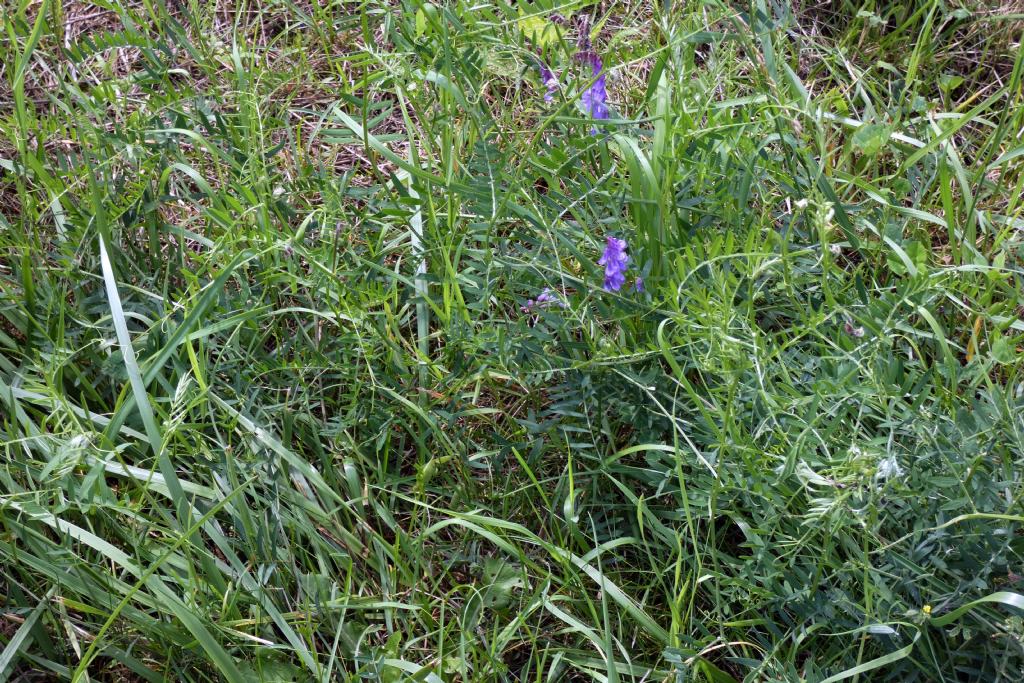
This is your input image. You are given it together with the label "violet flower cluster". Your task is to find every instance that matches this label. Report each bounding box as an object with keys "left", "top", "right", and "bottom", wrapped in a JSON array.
[
  {"left": 526, "top": 41, "right": 646, "bottom": 305},
  {"left": 535, "top": 45, "right": 609, "bottom": 131},
  {"left": 598, "top": 235, "right": 629, "bottom": 292},
  {"left": 523, "top": 234, "right": 641, "bottom": 312},
  {"left": 597, "top": 236, "right": 642, "bottom": 292},
  {"left": 539, "top": 63, "right": 559, "bottom": 103},
  {"left": 578, "top": 51, "right": 609, "bottom": 125},
  {"left": 521, "top": 287, "right": 566, "bottom": 313}
]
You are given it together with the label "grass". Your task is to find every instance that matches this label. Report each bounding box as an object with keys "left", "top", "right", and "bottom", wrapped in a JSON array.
[{"left": 1, "top": 0, "right": 1023, "bottom": 680}]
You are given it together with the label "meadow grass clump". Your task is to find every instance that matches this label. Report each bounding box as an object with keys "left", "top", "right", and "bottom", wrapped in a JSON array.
[{"left": 1, "top": 0, "right": 1023, "bottom": 681}]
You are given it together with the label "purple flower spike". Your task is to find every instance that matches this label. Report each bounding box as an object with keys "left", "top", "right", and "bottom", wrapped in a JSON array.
[
  {"left": 539, "top": 63, "right": 559, "bottom": 103},
  {"left": 634, "top": 276, "right": 644, "bottom": 292},
  {"left": 578, "top": 51, "right": 609, "bottom": 131},
  {"left": 598, "top": 236, "right": 629, "bottom": 292}
]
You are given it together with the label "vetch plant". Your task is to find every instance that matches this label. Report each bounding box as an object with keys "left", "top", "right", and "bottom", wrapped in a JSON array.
[
  {"left": 534, "top": 42, "right": 609, "bottom": 134},
  {"left": 538, "top": 62, "right": 559, "bottom": 103},
  {"left": 4, "top": 2, "right": 1024, "bottom": 682},
  {"left": 578, "top": 50, "right": 609, "bottom": 123},
  {"left": 521, "top": 287, "right": 566, "bottom": 312},
  {"left": 576, "top": 50, "right": 609, "bottom": 135},
  {"left": 598, "top": 235, "right": 629, "bottom": 292}
]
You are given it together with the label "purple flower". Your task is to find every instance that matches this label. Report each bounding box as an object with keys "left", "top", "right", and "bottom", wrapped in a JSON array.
[
  {"left": 598, "top": 236, "right": 629, "bottom": 292},
  {"left": 578, "top": 51, "right": 609, "bottom": 129},
  {"left": 521, "top": 287, "right": 566, "bottom": 313},
  {"left": 634, "top": 276, "right": 644, "bottom": 292},
  {"left": 539, "top": 63, "right": 559, "bottom": 103}
]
